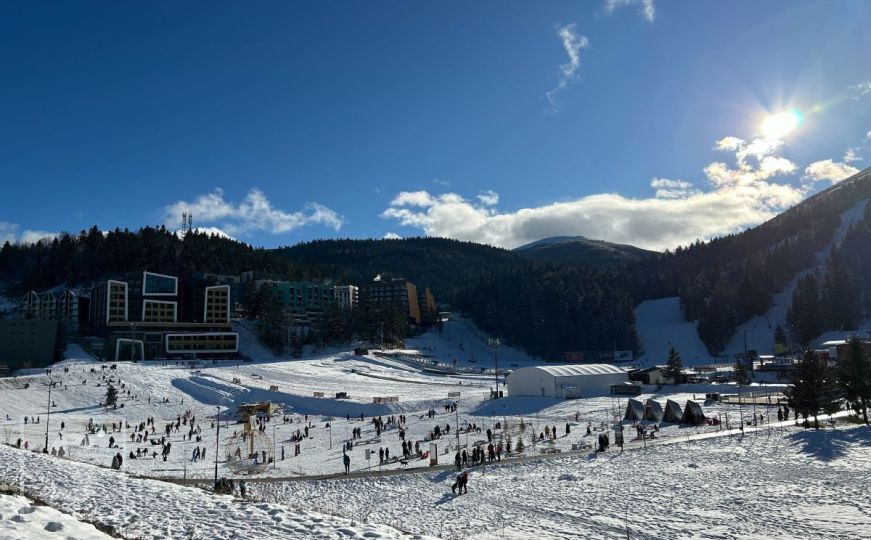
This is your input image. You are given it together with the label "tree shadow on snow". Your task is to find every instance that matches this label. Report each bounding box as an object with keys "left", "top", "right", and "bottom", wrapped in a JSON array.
[{"left": 788, "top": 425, "right": 871, "bottom": 462}]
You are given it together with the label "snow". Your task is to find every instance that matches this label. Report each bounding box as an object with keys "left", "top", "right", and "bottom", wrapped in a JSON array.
[
  {"left": 0, "top": 445, "right": 417, "bottom": 539},
  {"left": 405, "top": 316, "right": 542, "bottom": 368},
  {"left": 635, "top": 297, "right": 714, "bottom": 366},
  {"left": 635, "top": 199, "right": 870, "bottom": 361},
  {"left": 254, "top": 424, "right": 871, "bottom": 539},
  {"left": 0, "top": 329, "right": 866, "bottom": 538},
  {"left": 0, "top": 492, "right": 112, "bottom": 539}
]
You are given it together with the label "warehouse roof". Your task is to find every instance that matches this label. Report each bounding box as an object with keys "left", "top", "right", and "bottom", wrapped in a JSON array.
[{"left": 517, "top": 364, "right": 626, "bottom": 377}]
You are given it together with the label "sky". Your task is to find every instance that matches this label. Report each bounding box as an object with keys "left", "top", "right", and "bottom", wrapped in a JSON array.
[{"left": 1, "top": 0, "right": 870, "bottom": 251}]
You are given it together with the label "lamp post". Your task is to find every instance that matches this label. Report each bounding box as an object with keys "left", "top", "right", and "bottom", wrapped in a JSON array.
[
  {"left": 489, "top": 338, "right": 501, "bottom": 399},
  {"left": 43, "top": 377, "right": 54, "bottom": 453},
  {"left": 214, "top": 405, "right": 220, "bottom": 485}
]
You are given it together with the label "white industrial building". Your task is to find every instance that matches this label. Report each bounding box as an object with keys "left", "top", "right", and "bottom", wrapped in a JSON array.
[{"left": 507, "top": 364, "right": 628, "bottom": 398}]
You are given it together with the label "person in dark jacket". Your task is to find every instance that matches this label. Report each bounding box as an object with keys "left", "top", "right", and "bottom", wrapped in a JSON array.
[{"left": 451, "top": 471, "right": 469, "bottom": 494}]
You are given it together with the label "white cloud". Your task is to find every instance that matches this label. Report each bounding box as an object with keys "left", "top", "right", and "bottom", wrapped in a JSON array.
[
  {"left": 650, "top": 178, "right": 698, "bottom": 199},
  {"left": 477, "top": 190, "right": 500, "bottom": 206},
  {"left": 605, "top": 0, "right": 656, "bottom": 23},
  {"left": 163, "top": 188, "right": 344, "bottom": 236},
  {"left": 843, "top": 148, "right": 862, "bottom": 163},
  {"left": 383, "top": 232, "right": 402, "bottom": 240},
  {"left": 850, "top": 82, "right": 871, "bottom": 100},
  {"left": 545, "top": 24, "right": 590, "bottom": 106},
  {"left": 715, "top": 136, "right": 744, "bottom": 152},
  {"left": 803, "top": 160, "right": 860, "bottom": 184},
  {"left": 0, "top": 222, "right": 58, "bottom": 245},
  {"left": 381, "top": 130, "right": 807, "bottom": 251},
  {"left": 866, "top": 130, "right": 871, "bottom": 141}
]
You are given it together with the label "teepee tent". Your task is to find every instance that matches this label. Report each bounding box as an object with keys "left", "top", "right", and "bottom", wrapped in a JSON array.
[
  {"left": 644, "top": 399, "right": 663, "bottom": 422},
  {"left": 624, "top": 398, "right": 644, "bottom": 421},
  {"left": 681, "top": 400, "right": 706, "bottom": 426},
  {"left": 663, "top": 399, "right": 683, "bottom": 423}
]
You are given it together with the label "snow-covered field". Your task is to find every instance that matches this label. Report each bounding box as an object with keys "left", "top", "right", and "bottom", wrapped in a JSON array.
[
  {"left": 0, "top": 325, "right": 865, "bottom": 538},
  {"left": 0, "top": 492, "right": 112, "bottom": 539},
  {"left": 0, "top": 445, "right": 419, "bottom": 539},
  {"left": 255, "top": 424, "right": 871, "bottom": 539}
]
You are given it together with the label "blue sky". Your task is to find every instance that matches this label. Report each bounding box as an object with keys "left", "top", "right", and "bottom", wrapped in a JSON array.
[{"left": 1, "top": 1, "right": 870, "bottom": 250}]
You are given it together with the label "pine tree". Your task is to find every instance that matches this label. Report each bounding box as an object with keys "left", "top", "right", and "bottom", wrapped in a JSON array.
[
  {"left": 734, "top": 357, "right": 751, "bottom": 385},
  {"left": 665, "top": 347, "right": 683, "bottom": 385},
  {"left": 836, "top": 337, "right": 871, "bottom": 424},
  {"left": 105, "top": 384, "right": 118, "bottom": 407},
  {"left": 786, "top": 350, "right": 841, "bottom": 429}
]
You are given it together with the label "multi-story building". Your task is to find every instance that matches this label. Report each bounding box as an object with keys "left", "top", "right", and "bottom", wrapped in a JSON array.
[
  {"left": 18, "top": 291, "right": 40, "bottom": 319},
  {"left": 268, "top": 281, "right": 334, "bottom": 329},
  {"left": 38, "top": 291, "right": 57, "bottom": 320},
  {"left": 360, "top": 277, "right": 422, "bottom": 325},
  {"left": 88, "top": 271, "right": 237, "bottom": 361},
  {"left": 417, "top": 286, "right": 437, "bottom": 325},
  {"left": 57, "top": 289, "right": 89, "bottom": 332},
  {"left": 333, "top": 285, "right": 359, "bottom": 311}
]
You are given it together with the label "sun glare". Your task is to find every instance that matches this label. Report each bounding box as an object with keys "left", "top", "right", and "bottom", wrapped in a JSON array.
[{"left": 760, "top": 109, "right": 802, "bottom": 139}]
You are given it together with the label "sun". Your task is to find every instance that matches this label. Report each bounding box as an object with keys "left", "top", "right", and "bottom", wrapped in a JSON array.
[{"left": 760, "top": 109, "right": 802, "bottom": 139}]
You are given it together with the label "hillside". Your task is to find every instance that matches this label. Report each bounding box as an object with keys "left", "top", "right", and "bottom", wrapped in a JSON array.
[
  {"left": 274, "top": 238, "right": 641, "bottom": 357},
  {"left": 514, "top": 236, "right": 655, "bottom": 268},
  {"left": 622, "top": 166, "right": 871, "bottom": 354}
]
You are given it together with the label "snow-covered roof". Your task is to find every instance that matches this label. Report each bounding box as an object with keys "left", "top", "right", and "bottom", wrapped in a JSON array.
[{"left": 522, "top": 364, "right": 626, "bottom": 377}]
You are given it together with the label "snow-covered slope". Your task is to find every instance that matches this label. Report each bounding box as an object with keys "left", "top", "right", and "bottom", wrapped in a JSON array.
[
  {"left": 636, "top": 199, "right": 870, "bottom": 360},
  {"left": 635, "top": 297, "right": 714, "bottom": 365},
  {"left": 405, "top": 316, "right": 541, "bottom": 368},
  {"left": 0, "top": 493, "right": 112, "bottom": 539},
  {"left": 722, "top": 198, "right": 869, "bottom": 355}
]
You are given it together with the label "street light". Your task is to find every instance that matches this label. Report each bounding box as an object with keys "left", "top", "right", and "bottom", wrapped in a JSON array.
[
  {"left": 488, "top": 338, "right": 501, "bottom": 399},
  {"left": 214, "top": 405, "right": 220, "bottom": 485},
  {"left": 42, "top": 376, "right": 54, "bottom": 453}
]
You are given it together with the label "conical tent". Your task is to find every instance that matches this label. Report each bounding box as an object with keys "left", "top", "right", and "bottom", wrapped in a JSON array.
[
  {"left": 662, "top": 399, "right": 683, "bottom": 423},
  {"left": 681, "top": 400, "right": 706, "bottom": 426},
  {"left": 644, "top": 399, "right": 663, "bottom": 422},
  {"left": 624, "top": 398, "right": 644, "bottom": 421}
]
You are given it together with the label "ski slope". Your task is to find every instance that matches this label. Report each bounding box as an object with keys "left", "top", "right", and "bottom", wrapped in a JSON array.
[
  {"left": 635, "top": 297, "right": 714, "bottom": 366},
  {"left": 636, "top": 199, "right": 870, "bottom": 362}
]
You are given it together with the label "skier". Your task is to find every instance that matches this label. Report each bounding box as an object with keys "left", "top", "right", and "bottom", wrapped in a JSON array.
[{"left": 343, "top": 452, "right": 350, "bottom": 475}]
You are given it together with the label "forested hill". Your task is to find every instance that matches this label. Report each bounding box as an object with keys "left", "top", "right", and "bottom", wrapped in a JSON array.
[
  {"left": 275, "top": 238, "right": 641, "bottom": 356},
  {"left": 619, "top": 166, "right": 871, "bottom": 353},
  {"left": 0, "top": 226, "right": 292, "bottom": 293},
  {"left": 514, "top": 236, "right": 655, "bottom": 268},
  {"left": 4, "top": 165, "right": 870, "bottom": 358}
]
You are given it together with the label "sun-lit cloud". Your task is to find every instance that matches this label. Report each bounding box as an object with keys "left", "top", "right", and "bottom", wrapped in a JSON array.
[
  {"left": 381, "top": 131, "right": 806, "bottom": 251},
  {"left": 0, "top": 222, "right": 59, "bottom": 245},
  {"left": 843, "top": 148, "right": 862, "bottom": 163},
  {"left": 162, "top": 188, "right": 344, "bottom": 236},
  {"left": 545, "top": 24, "right": 589, "bottom": 107},
  {"left": 803, "top": 159, "right": 860, "bottom": 184},
  {"left": 605, "top": 0, "right": 656, "bottom": 23}
]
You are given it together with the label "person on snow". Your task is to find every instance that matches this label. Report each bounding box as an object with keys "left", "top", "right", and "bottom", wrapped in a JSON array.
[
  {"left": 451, "top": 471, "right": 469, "bottom": 494},
  {"left": 454, "top": 451, "right": 462, "bottom": 471},
  {"left": 111, "top": 452, "right": 123, "bottom": 470},
  {"left": 343, "top": 452, "right": 351, "bottom": 475}
]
